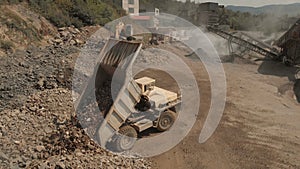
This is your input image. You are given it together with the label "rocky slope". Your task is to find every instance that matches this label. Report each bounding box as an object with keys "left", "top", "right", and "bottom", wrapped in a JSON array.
[{"left": 0, "top": 8, "right": 151, "bottom": 167}]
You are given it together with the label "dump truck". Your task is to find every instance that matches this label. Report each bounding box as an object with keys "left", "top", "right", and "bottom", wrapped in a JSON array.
[
  {"left": 104, "top": 76, "right": 181, "bottom": 151},
  {"left": 76, "top": 38, "right": 181, "bottom": 152}
]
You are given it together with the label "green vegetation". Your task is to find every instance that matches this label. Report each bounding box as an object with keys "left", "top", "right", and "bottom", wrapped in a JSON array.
[
  {"left": 0, "top": 0, "right": 125, "bottom": 28},
  {"left": 0, "top": 0, "right": 297, "bottom": 33},
  {"left": 0, "top": 9, "right": 42, "bottom": 41}
]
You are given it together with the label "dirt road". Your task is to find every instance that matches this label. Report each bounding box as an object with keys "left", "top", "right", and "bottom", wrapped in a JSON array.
[{"left": 149, "top": 46, "right": 300, "bottom": 168}]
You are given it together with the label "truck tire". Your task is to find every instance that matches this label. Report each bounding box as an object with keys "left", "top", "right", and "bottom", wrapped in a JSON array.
[
  {"left": 115, "top": 125, "right": 137, "bottom": 152},
  {"left": 283, "top": 56, "right": 293, "bottom": 67},
  {"left": 294, "top": 79, "right": 300, "bottom": 103},
  {"left": 157, "top": 110, "right": 176, "bottom": 132}
]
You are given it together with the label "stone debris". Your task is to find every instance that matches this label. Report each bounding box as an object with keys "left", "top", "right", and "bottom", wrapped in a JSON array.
[
  {"left": 0, "top": 44, "right": 78, "bottom": 111},
  {"left": 0, "top": 25, "right": 151, "bottom": 168},
  {"left": 0, "top": 89, "right": 151, "bottom": 169},
  {"left": 76, "top": 80, "right": 114, "bottom": 137},
  {"left": 136, "top": 48, "right": 170, "bottom": 65},
  {"left": 49, "top": 26, "right": 99, "bottom": 47}
]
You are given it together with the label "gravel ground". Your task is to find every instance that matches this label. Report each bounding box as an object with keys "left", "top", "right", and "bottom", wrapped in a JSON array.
[{"left": 0, "top": 27, "right": 151, "bottom": 169}]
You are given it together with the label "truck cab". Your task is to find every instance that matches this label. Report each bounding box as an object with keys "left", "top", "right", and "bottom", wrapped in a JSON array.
[
  {"left": 135, "top": 77, "right": 155, "bottom": 95},
  {"left": 134, "top": 77, "right": 179, "bottom": 109}
]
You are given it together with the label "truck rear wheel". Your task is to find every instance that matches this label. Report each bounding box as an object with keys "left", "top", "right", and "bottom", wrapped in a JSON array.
[
  {"left": 115, "top": 125, "right": 137, "bottom": 152},
  {"left": 157, "top": 110, "right": 176, "bottom": 132}
]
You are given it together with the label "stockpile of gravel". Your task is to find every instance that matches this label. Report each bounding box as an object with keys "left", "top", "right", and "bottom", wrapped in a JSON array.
[
  {"left": 76, "top": 80, "right": 114, "bottom": 138},
  {"left": 0, "top": 27, "right": 151, "bottom": 168},
  {"left": 0, "top": 88, "right": 151, "bottom": 169},
  {"left": 136, "top": 48, "right": 170, "bottom": 65},
  {"left": 0, "top": 45, "right": 78, "bottom": 112}
]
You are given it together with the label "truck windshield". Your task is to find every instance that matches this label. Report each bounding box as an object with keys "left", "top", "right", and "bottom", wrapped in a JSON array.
[
  {"left": 144, "top": 85, "right": 148, "bottom": 92},
  {"left": 144, "top": 83, "right": 154, "bottom": 92}
]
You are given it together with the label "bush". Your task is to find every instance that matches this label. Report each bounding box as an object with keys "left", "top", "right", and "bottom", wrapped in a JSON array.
[
  {"left": 2, "top": 10, "right": 42, "bottom": 41},
  {"left": 26, "top": 0, "right": 123, "bottom": 28}
]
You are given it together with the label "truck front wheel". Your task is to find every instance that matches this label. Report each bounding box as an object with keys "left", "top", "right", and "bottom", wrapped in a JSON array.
[{"left": 157, "top": 110, "right": 176, "bottom": 132}]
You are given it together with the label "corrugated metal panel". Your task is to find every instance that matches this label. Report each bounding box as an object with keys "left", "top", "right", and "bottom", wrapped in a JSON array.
[
  {"left": 277, "top": 19, "right": 300, "bottom": 47},
  {"left": 97, "top": 39, "right": 143, "bottom": 145},
  {"left": 101, "top": 39, "right": 141, "bottom": 67}
]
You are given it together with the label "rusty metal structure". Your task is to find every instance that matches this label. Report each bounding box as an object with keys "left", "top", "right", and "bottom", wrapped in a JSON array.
[
  {"left": 197, "top": 2, "right": 220, "bottom": 26},
  {"left": 276, "top": 19, "right": 300, "bottom": 65},
  {"left": 209, "top": 18, "right": 300, "bottom": 66}
]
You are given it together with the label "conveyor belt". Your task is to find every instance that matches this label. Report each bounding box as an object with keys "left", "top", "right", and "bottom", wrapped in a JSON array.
[{"left": 208, "top": 26, "right": 280, "bottom": 60}]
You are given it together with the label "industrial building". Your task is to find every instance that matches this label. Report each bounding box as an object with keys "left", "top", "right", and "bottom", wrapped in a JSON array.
[
  {"left": 123, "top": 0, "right": 225, "bottom": 26},
  {"left": 122, "top": 0, "right": 139, "bottom": 15},
  {"left": 276, "top": 19, "right": 300, "bottom": 65},
  {"left": 197, "top": 2, "right": 220, "bottom": 25}
]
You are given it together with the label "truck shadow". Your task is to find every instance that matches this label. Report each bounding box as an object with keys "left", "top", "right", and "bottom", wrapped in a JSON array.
[
  {"left": 138, "top": 127, "right": 161, "bottom": 138},
  {"left": 257, "top": 60, "right": 300, "bottom": 102},
  {"left": 257, "top": 60, "right": 298, "bottom": 81}
]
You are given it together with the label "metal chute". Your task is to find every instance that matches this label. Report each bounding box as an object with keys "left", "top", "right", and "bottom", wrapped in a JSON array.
[{"left": 75, "top": 38, "right": 143, "bottom": 148}]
